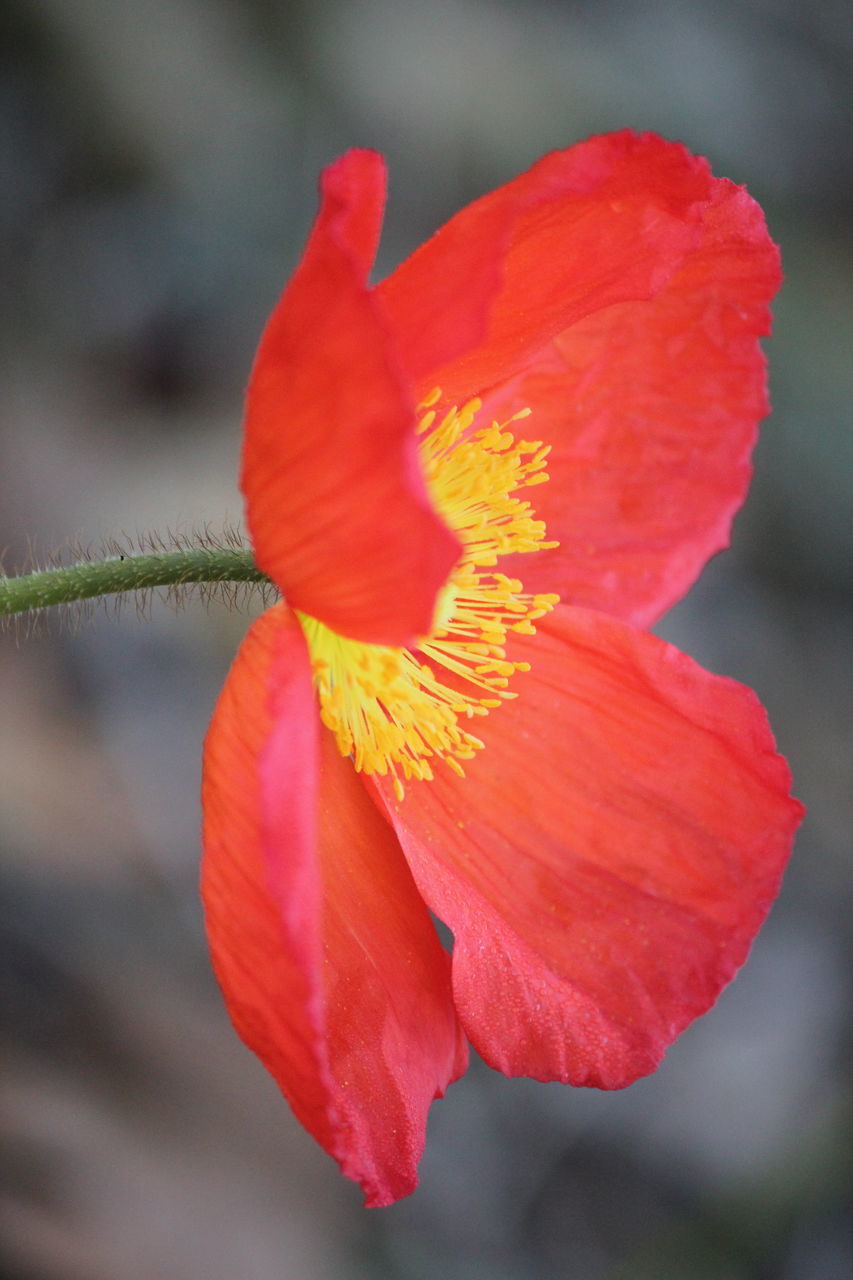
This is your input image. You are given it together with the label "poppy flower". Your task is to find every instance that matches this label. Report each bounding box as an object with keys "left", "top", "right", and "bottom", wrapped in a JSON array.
[{"left": 201, "top": 131, "right": 803, "bottom": 1207}]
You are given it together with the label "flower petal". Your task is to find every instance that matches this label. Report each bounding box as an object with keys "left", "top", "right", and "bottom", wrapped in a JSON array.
[
  {"left": 242, "top": 149, "right": 459, "bottom": 646},
  {"left": 378, "top": 131, "right": 714, "bottom": 401},
  {"left": 483, "top": 178, "right": 781, "bottom": 626},
  {"left": 202, "top": 604, "right": 467, "bottom": 1206},
  {"left": 375, "top": 605, "right": 803, "bottom": 1089}
]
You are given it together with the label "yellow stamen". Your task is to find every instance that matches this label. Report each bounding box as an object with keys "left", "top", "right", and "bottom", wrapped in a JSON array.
[{"left": 298, "top": 391, "right": 559, "bottom": 796}]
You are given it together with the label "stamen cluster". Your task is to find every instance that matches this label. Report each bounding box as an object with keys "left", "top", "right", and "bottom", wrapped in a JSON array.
[{"left": 300, "top": 391, "right": 559, "bottom": 798}]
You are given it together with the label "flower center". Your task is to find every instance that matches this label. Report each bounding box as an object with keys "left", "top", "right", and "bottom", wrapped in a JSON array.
[{"left": 299, "top": 389, "right": 559, "bottom": 799}]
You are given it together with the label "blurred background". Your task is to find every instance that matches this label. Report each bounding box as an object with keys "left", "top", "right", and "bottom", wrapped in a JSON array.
[{"left": 1, "top": 1, "right": 851, "bottom": 1277}]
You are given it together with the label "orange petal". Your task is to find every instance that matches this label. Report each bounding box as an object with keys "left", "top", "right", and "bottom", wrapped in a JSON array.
[
  {"left": 482, "top": 177, "right": 781, "bottom": 626},
  {"left": 202, "top": 605, "right": 467, "bottom": 1206},
  {"left": 242, "top": 150, "right": 459, "bottom": 646},
  {"left": 375, "top": 605, "right": 802, "bottom": 1089},
  {"left": 378, "top": 131, "right": 712, "bottom": 401}
]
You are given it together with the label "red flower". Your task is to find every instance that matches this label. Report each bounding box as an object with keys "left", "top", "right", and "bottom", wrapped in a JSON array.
[{"left": 201, "top": 132, "right": 803, "bottom": 1207}]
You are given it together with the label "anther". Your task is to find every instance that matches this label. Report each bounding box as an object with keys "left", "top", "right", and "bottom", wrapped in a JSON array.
[{"left": 300, "top": 391, "right": 559, "bottom": 790}]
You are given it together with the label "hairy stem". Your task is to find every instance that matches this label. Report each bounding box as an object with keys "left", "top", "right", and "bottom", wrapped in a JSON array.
[{"left": 0, "top": 549, "right": 270, "bottom": 617}]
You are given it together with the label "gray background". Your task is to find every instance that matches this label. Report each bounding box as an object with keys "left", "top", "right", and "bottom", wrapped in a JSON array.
[{"left": 1, "top": 1, "right": 850, "bottom": 1277}]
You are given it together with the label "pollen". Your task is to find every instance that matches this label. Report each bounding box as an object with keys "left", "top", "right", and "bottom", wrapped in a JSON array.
[{"left": 298, "top": 391, "right": 559, "bottom": 795}]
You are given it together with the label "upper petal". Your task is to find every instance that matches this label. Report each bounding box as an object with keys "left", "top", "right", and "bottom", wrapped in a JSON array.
[
  {"left": 482, "top": 177, "right": 781, "bottom": 625},
  {"left": 375, "top": 605, "right": 803, "bottom": 1089},
  {"left": 202, "top": 605, "right": 467, "bottom": 1207},
  {"left": 378, "top": 131, "right": 714, "bottom": 402},
  {"left": 242, "top": 149, "right": 459, "bottom": 647}
]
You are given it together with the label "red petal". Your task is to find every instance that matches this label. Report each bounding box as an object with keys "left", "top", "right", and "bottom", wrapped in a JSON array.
[
  {"left": 375, "top": 605, "right": 802, "bottom": 1089},
  {"left": 483, "top": 178, "right": 781, "bottom": 626},
  {"left": 378, "top": 131, "right": 713, "bottom": 401},
  {"left": 242, "top": 150, "right": 459, "bottom": 646},
  {"left": 202, "top": 605, "right": 467, "bottom": 1206}
]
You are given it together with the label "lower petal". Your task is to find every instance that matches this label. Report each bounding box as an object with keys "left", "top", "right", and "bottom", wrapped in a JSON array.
[
  {"left": 202, "top": 605, "right": 467, "bottom": 1206},
  {"left": 375, "top": 605, "right": 803, "bottom": 1088}
]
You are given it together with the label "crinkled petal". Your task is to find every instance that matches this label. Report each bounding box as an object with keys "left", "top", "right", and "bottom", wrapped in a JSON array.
[
  {"left": 202, "top": 604, "right": 467, "bottom": 1207},
  {"left": 378, "top": 131, "right": 714, "bottom": 403},
  {"left": 482, "top": 179, "right": 781, "bottom": 625},
  {"left": 375, "top": 605, "right": 803, "bottom": 1089},
  {"left": 243, "top": 149, "right": 459, "bottom": 646}
]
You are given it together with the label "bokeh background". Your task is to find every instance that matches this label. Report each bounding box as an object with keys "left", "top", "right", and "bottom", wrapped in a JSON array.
[{"left": 1, "top": 1, "right": 851, "bottom": 1277}]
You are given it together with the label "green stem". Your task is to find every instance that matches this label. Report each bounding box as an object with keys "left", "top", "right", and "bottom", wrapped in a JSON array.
[{"left": 0, "top": 548, "right": 271, "bottom": 617}]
